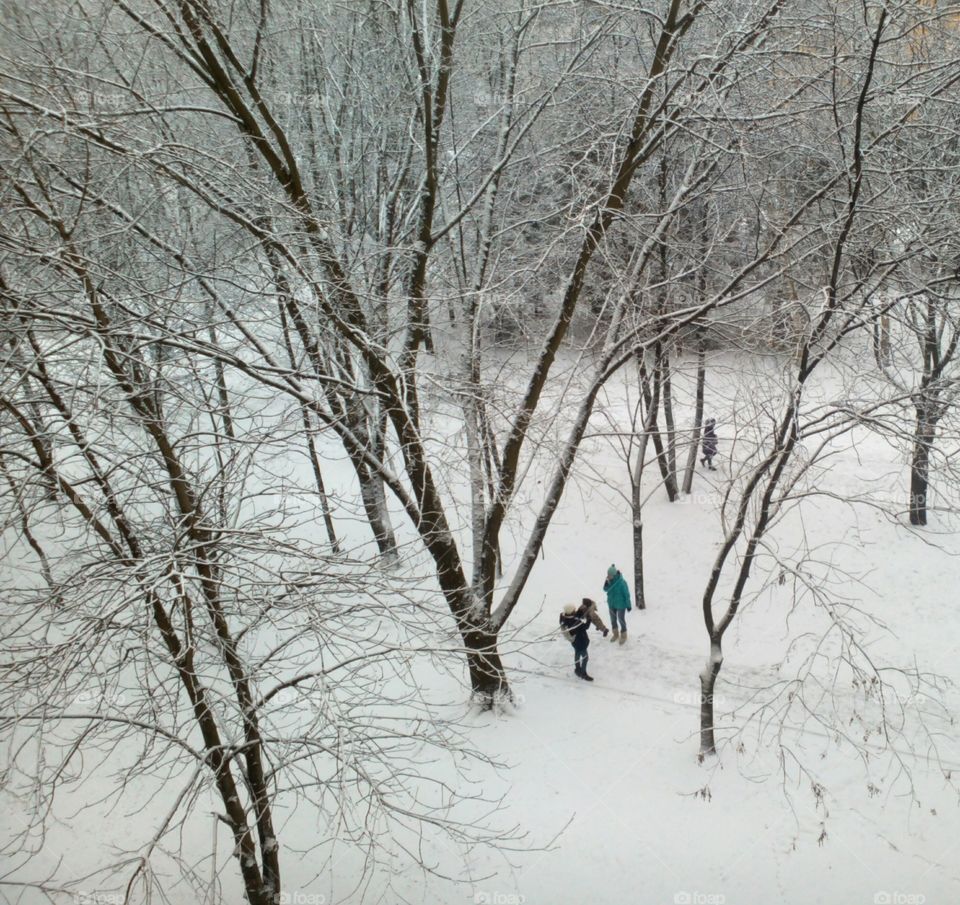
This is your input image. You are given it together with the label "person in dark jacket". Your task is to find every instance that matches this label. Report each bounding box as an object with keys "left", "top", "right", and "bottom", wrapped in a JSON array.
[
  {"left": 579, "top": 597, "right": 609, "bottom": 637},
  {"left": 603, "top": 565, "right": 632, "bottom": 645},
  {"left": 559, "top": 603, "right": 594, "bottom": 681},
  {"left": 700, "top": 417, "right": 718, "bottom": 470}
]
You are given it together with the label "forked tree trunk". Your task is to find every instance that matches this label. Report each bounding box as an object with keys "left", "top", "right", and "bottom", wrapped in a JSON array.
[
  {"left": 463, "top": 627, "right": 510, "bottom": 706},
  {"left": 640, "top": 353, "right": 679, "bottom": 501},
  {"left": 699, "top": 638, "right": 723, "bottom": 756},
  {"left": 432, "top": 546, "right": 511, "bottom": 704}
]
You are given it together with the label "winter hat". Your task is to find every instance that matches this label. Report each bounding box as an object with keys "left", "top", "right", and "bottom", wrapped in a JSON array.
[
  {"left": 606, "top": 564, "right": 618, "bottom": 580},
  {"left": 705, "top": 417, "right": 716, "bottom": 426},
  {"left": 563, "top": 603, "right": 577, "bottom": 615}
]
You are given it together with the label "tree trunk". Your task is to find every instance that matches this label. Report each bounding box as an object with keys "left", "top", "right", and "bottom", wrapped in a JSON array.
[
  {"left": 465, "top": 391, "right": 487, "bottom": 576},
  {"left": 651, "top": 346, "right": 679, "bottom": 500},
  {"left": 630, "top": 368, "right": 657, "bottom": 611},
  {"left": 478, "top": 402, "right": 504, "bottom": 578},
  {"left": 463, "top": 627, "right": 510, "bottom": 707},
  {"left": 699, "top": 638, "right": 723, "bottom": 756},
  {"left": 652, "top": 151, "right": 679, "bottom": 500},
  {"left": 638, "top": 354, "right": 678, "bottom": 501},
  {"left": 630, "top": 428, "right": 647, "bottom": 609},
  {"left": 682, "top": 329, "right": 706, "bottom": 495},
  {"left": 302, "top": 410, "right": 340, "bottom": 554},
  {"left": 355, "top": 458, "right": 399, "bottom": 558},
  {"left": 661, "top": 344, "right": 679, "bottom": 488},
  {"left": 909, "top": 403, "right": 936, "bottom": 526},
  {"left": 632, "top": 508, "right": 645, "bottom": 611},
  {"left": 873, "top": 312, "right": 891, "bottom": 367}
]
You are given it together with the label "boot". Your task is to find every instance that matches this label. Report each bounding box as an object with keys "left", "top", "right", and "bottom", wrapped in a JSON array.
[
  {"left": 574, "top": 664, "right": 583, "bottom": 678},
  {"left": 610, "top": 629, "right": 619, "bottom": 643},
  {"left": 619, "top": 630, "right": 627, "bottom": 645},
  {"left": 580, "top": 670, "right": 594, "bottom": 682}
]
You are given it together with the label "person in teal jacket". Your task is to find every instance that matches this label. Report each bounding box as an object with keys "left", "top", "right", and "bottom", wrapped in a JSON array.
[{"left": 603, "top": 564, "right": 631, "bottom": 645}]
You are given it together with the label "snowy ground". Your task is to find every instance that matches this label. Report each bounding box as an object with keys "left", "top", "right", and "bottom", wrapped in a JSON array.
[
  {"left": 3, "top": 348, "right": 960, "bottom": 905},
  {"left": 362, "top": 347, "right": 960, "bottom": 905},
  {"left": 457, "top": 493, "right": 960, "bottom": 905}
]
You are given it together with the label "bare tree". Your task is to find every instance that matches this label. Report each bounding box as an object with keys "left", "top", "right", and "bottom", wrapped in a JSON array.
[
  {"left": 0, "top": 82, "right": 518, "bottom": 899},
  {"left": 34, "top": 0, "right": 753, "bottom": 704},
  {"left": 4, "top": 0, "right": 958, "bottom": 774},
  {"left": 692, "top": 0, "right": 960, "bottom": 755},
  {"left": 0, "top": 240, "right": 510, "bottom": 905}
]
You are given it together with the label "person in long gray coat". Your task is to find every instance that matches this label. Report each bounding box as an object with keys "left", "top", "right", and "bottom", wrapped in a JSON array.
[{"left": 701, "top": 417, "right": 718, "bottom": 470}]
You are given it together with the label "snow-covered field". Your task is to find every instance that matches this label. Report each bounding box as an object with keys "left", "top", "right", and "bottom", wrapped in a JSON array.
[
  {"left": 432, "top": 353, "right": 960, "bottom": 905},
  {"left": 3, "top": 348, "right": 960, "bottom": 905},
  {"left": 466, "top": 492, "right": 960, "bottom": 905}
]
